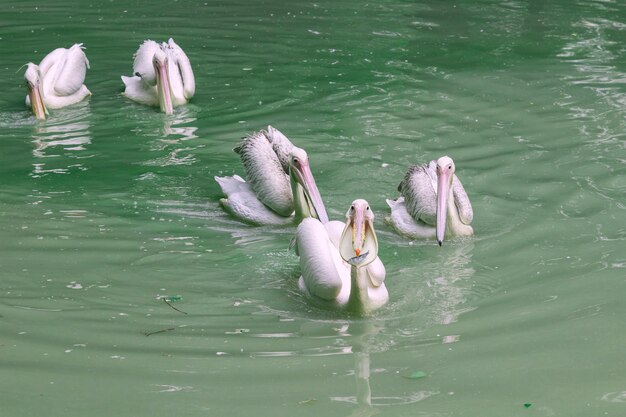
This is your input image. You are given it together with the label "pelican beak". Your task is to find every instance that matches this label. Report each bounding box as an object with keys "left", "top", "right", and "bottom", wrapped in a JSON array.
[
  {"left": 290, "top": 155, "right": 329, "bottom": 224},
  {"left": 28, "top": 80, "right": 47, "bottom": 120},
  {"left": 436, "top": 165, "right": 453, "bottom": 246},
  {"left": 154, "top": 51, "right": 173, "bottom": 114},
  {"left": 25, "top": 63, "right": 47, "bottom": 120},
  {"left": 339, "top": 200, "right": 377, "bottom": 266}
]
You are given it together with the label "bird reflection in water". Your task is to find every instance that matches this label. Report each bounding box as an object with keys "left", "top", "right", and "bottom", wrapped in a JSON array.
[
  {"left": 326, "top": 321, "right": 438, "bottom": 415},
  {"left": 30, "top": 102, "right": 92, "bottom": 177},
  {"left": 141, "top": 107, "right": 199, "bottom": 166},
  {"left": 160, "top": 106, "right": 198, "bottom": 143},
  {"left": 429, "top": 241, "right": 476, "bottom": 329}
]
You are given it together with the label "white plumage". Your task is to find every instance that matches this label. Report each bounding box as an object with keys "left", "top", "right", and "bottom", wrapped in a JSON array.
[
  {"left": 215, "top": 175, "right": 293, "bottom": 225},
  {"left": 297, "top": 200, "right": 388, "bottom": 314},
  {"left": 216, "top": 126, "right": 328, "bottom": 225},
  {"left": 386, "top": 156, "right": 473, "bottom": 244},
  {"left": 24, "top": 44, "right": 91, "bottom": 119},
  {"left": 121, "top": 38, "right": 194, "bottom": 113}
]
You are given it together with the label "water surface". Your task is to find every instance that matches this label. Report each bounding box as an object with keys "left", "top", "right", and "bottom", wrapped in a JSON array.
[{"left": 1, "top": 1, "right": 625, "bottom": 416}]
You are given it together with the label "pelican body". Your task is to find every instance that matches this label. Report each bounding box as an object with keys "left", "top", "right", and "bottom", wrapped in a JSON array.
[
  {"left": 216, "top": 126, "right": 328, "bottom": 225},
  {"left": 386, "top": 156, "right": 473, "bottom": 245},
  {"left": 297, "top": 199, "right": 388, "bottom": 315},
  {"left": 24, "top": 44, "right": 91, "bottom": 120},
  {"left": 121, "top": 38, "right": 195, "bottom": 114}
]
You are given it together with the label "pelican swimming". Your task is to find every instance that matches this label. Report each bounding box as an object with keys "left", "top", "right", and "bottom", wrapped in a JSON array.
[
  {"left": 121, "top": 38, "right": 194, "bottom": 114},
  {"left": 24, "top": 43, "right": 91, "bottom": 120},
  {"left": 216, "top": 126, "right": 329, "bottom": 225},
  {"left": 297, "top": 199, "right": 388, "bottom": 314},
  {"left": 386, "top": 156, "right": 473, "bottom": 245}
]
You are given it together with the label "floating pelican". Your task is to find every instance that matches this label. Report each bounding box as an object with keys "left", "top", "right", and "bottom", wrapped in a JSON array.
[
  {"left": 297, "top": 199, "right": 388, "bottom": 314},
  {"left": 386, "top": 156, "right": 473, "bottom": 245},
  {"left": 121, "top": 38, "right": 195, "bottom": 114},
  {"left": 24, "top": 44, "right": 91, "bottom": 120},
  {"left": 216, "top": 126, "right": 328, "bottom": 225}
]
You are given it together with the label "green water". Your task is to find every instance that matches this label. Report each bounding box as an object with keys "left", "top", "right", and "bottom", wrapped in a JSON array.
[{"left": 1, "top": 0, "right": 625, "bottom": 415}]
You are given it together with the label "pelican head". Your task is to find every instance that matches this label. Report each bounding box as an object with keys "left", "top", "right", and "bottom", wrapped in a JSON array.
[
  {"left": 435, "top": 155, "right": 456, "bottom": 246},
  {"left": 339, "top": 199, "right": 378, "bottom": 267},
  {"left": 24, "top": 63, "right": 47, "bottom": 120},
  {"left": 152, "top": 48, "right": 173, "bottom": 114},
  {"left": 289, "top": 147, "right": 329, "bottom": 224}
]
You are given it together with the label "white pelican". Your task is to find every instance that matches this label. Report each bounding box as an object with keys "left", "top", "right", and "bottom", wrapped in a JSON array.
[
  {"left": 297, "top": 199, "right": 388, "bottom": 314},
  {"left": 386, "top": 156, "right": 473, "bottom": 245},
  {"left": 121, "top": 38, "right": 195, "bottom": 114},
  {"left": 215, "top": 126, "right": 329, "bottom": 225},
  {"left": 24, "top": 44, "right": 91, "bottom": 120}
]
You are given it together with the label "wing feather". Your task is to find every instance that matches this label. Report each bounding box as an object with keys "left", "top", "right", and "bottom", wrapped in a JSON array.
[{"left": 398, "top": 161, "right": 437, "bottom": 225}]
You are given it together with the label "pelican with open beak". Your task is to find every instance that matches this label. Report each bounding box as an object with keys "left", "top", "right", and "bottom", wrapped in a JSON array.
[{"left": 297, "top": 199, "right": 388, "bottom": 314}]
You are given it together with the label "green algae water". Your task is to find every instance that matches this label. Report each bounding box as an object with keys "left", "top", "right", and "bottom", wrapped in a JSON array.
[{"left": 1, "top": 1, "right": 625, "bottom": 416}]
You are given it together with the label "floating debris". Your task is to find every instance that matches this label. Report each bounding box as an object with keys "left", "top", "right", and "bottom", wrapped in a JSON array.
[
  {"left": 402, "top": 371, "right": 427, "bottom": 380},
  {"left": 145, "top": 327, "right": 176, "bottom": 337},
  {"left": 297, "top": 398, "right": 317, "bottom": 405},
  {"left": 159, "top": 296, "right": 187, "bottom": 315}
]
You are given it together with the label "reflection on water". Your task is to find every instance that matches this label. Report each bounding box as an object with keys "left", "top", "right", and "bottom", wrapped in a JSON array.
[
  {"left": 3, "top": 0, "right": 626, "bottom": 416},
  {"left": 162, "top": 107, "right": 199, "bottom": 142},
  {"left": 140, "top": 107, "right": 200, "bottom": 166},
  {"left": 29, "top": 102, "right": 92, "bottom": 177},
  {"left": 430, "top": 242, "right": 476, "bottom": 329},
  {"left": 328, "top": 321, "right": 437, "bottom": 414},
  {"left": 386, "top": 240, "right": 478, "bottom": 344}
]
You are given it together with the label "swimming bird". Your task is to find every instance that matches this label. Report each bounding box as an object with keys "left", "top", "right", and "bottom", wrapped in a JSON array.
[
  {"left": 121, "top": 38, "right": 195, "bottom": 114},
  {"left": 216, "top": 126, "right": 329, "bottom": 225},
  {"left": 24, "top": 44, "right": 91, "bottom": 120},
  {"left": 296, "top": 199, "right": 388, "bottom": 314},
  {"left": 386, "top": 156, "right": 473, "bottom": 245}
]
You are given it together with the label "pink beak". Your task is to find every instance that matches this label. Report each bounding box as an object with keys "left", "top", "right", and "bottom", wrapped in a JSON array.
[
  {"left": 436, "top": 167, "right": 453, "bottom": 246},
  {"left": 155, "top": 57, "right": 173, "bottom": 114},
  {"left": 351, "top": 204, "right": 366, "bottom": 256},
  {"left": 296, "top": 158, "right": 329, "bottom": 224}
]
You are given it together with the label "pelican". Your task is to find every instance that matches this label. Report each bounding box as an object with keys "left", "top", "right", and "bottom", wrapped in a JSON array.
[
  {"left": 386, "top": 156, "right": 473, "bottom": 245},
  {"left": 24, "top": 43, "right": 91, "bottom": 120},
  {"left": 215, "top": 126, "right": 329, "bottom": 225},
  {"left": 297, "top": 199, "right": 388, "bottom": 314},
  {"left": 121, "top": 38, "right": 195, "bottom": 114}
]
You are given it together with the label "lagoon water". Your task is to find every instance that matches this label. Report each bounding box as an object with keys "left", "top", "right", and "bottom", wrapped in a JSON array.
[{"left": 1, "top": 0, "right": 625, "bottom": 416}]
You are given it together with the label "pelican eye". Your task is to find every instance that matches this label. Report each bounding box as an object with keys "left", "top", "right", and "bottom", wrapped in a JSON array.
[
  {"left": 350, "top": 205, "right": 355, "bottom": 211},
  {"left": 366, "top": 206, "right": 370, "bottom": 211}
]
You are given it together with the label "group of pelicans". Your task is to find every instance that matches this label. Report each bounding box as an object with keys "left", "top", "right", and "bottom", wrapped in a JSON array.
[
  {"left": 215, "top": 127, "right": 474, "bottom": 314},
  {"left": 23, "top": 41, "right": 474, "bottom": 315},
  {"left": 24, "top": 39, "right": 194, "bottom": 119}
]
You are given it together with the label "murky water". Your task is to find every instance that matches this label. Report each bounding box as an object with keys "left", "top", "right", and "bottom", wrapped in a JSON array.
[{"left": 1, "top": 1, "right": 625, "bottom": 416}]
